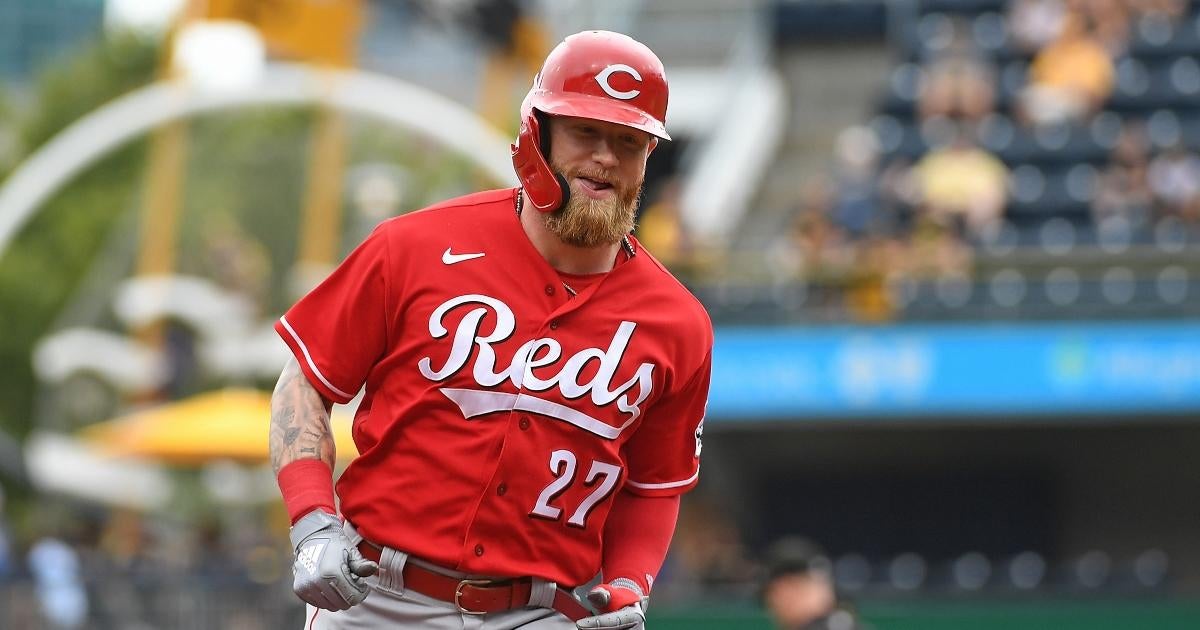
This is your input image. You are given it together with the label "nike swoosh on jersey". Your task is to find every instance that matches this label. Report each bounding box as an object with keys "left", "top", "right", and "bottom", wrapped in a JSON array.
[{"left": 442, "top": 248, "right": 486, "bottom": 264}]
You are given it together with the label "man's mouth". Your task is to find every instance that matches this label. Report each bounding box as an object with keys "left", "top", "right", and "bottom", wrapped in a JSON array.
[{"left": 576, "top": 176, "right": 614, "bottom": 197}]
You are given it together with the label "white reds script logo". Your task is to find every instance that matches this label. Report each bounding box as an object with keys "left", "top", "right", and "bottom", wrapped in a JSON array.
[
  {"left": 595, "top": 64, "right": 642, "bottom": 100},
  {"left": 418, "top": 295, "right": 654, "bottom": 440}
]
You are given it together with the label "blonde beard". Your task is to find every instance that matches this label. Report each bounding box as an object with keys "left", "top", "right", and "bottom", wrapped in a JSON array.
[{"left": 544, "top": 180, "right": 641, "bottom": 248}]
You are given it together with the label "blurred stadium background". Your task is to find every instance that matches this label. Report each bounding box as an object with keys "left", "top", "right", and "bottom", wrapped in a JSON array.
[{"left": 1, "top": 0, "right": 1200, "bottom": 628}]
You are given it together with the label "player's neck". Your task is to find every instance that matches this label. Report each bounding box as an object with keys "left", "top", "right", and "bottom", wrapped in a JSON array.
[{"left": 519, "top": 193, "right": 621, "bottom": 275}]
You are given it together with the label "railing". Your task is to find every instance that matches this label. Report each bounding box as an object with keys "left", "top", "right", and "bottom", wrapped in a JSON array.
[
  {"left": 677, "top": 241, "right": 1200, "bottom": 324},
  {"left": 3, "top": 575, "right": 1193, "bottom": 630},
  {"left": 0, "top": 575, "right": 305, "bottom": 630}
]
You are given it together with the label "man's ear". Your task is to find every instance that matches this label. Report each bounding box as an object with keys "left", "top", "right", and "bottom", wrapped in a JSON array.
[{"left": 648, "top": 137, "right": 659, "bottom": 155}]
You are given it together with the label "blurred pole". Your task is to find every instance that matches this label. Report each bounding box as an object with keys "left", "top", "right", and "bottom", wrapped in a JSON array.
[
  {"left": 132, "top": 0, "right": 205, "bottom": 370},
  {"left": 297, "top": 106, "right": 347, "bottom": 272},
  {"left": 135, "top": 120, "right": 187, "bottom": 282}
]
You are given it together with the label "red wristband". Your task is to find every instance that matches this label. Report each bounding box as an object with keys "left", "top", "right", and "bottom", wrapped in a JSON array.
[
  {"left": 601, "top": 492, "right": 681, "bottom": 596},
  {"left": 277, "top": 459, "right": 336, "bottom": 524}
]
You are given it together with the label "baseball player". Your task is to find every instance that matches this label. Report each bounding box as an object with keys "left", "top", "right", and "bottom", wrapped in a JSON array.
[{"left": 269, "top": 30, "right": 712, "bottom": 630}]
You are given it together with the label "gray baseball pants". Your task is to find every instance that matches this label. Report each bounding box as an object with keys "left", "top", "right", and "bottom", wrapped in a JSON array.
[{"left": 305, "top": 522, "right": 577, "bottom": 630}]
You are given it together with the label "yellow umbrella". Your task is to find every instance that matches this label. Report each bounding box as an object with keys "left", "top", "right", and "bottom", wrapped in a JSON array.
[{"left": 80, "top": 388, "right": 358, "bottom": 464}]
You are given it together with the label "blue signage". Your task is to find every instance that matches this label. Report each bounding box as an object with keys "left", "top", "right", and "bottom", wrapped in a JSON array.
[{"left": 709, "top": 322, "right": 1200, "bottom": 420}]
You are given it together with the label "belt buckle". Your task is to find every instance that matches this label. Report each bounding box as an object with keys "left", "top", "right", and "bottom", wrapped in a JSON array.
[{"left": 454, "top": 578, "right": 496, "bottom": 615}]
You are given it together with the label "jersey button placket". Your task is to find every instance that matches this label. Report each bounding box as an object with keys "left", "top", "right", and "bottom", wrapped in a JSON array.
[
  {"left": 474, "top": 544, "right": 485, "bottom": 556},
  {"left": 544, "top": 284, "right": 555, "bottom": 296},
  {"left": 497, "top": 483, "right": 507, "bottom": 496},
  {"left": 519, "top": 417, "right": 530, "bottom": 431}
]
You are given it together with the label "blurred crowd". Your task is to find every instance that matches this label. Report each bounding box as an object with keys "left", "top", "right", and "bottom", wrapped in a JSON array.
[
  {"left": 0, "top": 489, "right": 870, "bottom": 630},
  {"left": 637, "top": 0, "right": 1200, "bottom": 323},
  {"left": 4, "top": 488, "right": 1172, "bottom": 629},
  {"left": 0, "top": 490, "right": 296, "bottom": 630}
]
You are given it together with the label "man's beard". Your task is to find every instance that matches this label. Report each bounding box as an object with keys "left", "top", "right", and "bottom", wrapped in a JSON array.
[{"left": 545, "top": 165, "right": 642, "bottom": 248}]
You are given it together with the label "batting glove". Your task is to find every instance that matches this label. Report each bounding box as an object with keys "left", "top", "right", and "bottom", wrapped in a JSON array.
[
  {"left": 289, "top": 509, "right": 379, "bottom": 611},
  {"left": 576, "top": 580, "right": 647, "bottom": 630}
]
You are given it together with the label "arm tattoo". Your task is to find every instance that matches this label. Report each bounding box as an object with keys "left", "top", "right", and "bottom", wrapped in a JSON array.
[{"left": 269, "top": 358, "right": 337, "bottom": 475}]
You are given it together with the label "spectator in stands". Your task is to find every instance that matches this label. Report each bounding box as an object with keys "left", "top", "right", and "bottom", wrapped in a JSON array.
[
  {"left": 28, "top": 536, "right": 88, "bottom": 629},
  {"left": 1009, "top": 0, "right": 1068, "bottom": 53},
  {"left": 904, "top": 210, "right": 974, "bottom": 281},
  {"left": 1018, "top": 10, "right": 1115, "bottom": 126},
  {"left": 770, "top": 176, "right": 856, "bottom": 290},
  {"left": 917, "top": 19, "right": 996, "bottom": 125},
  {"left": 1148, "top": 142, "right": 1200, "bottom": 220},
  {"left": 1092, "top": 121, "right": 1151, "bottom": 228},
  {"left": 877, "top": 156, "right": 920, "bottom": 227},
  {"left": 1079, "top": 0, "right": 1134, "bottom": 56},
  {"left": 844, "top": 233, "right": 900, "bottom": 323},
  {"left": 1095, "top": 165, "right": 1152, "bottom": 228},
  {"left": 910, "top": 128, "right": 1009, "bottom": 239},
  {"left": 830, "top": 126, "right": 889, "bottom": 238},
  {"left": 91, "top": 509, "right": 157, "bottom": 627},
  {"left": 761, "top": 537, "right": 864, "bottom": 630}
]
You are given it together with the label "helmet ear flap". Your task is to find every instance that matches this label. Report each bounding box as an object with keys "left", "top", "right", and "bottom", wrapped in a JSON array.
[
  {"left": 511, "top": 108, "right": 569, "bottom": 213},
  {"left": 536, "top": 110, "right": 552, "bottom": 158}
]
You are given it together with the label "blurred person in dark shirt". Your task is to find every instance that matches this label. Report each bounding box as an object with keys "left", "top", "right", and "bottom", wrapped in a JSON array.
[
  {"left": 829, "top": 127, "right": 889, "bottom": 239},
  {"left": 1092, "top": 122, "right": 1153, "bottom": 227},
  {"left": 761, "top": 537, "right": 863, "bottom": 630}
]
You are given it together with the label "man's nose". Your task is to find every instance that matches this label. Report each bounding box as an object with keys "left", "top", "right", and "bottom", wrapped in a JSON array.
[{"left": 591, "top": 139, "right": 619, "bottom": 168}]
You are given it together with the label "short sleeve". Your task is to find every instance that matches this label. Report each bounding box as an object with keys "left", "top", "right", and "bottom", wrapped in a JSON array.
[
  {"left": 274, "top": 226, "right": 391, "bottom": 404},
  {"left": 622, "top": 350, "right": 711, "bottom": 497}
]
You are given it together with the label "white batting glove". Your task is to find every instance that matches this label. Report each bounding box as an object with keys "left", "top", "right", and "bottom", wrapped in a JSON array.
[
  {"left": 289, "top": 509, "right": 379, "bottom": 611},
  {"left": 576, "top": 581, "right": 647, "bottom": 630}
]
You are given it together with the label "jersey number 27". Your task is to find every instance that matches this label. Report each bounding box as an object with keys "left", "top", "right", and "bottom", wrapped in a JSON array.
[{"left": 530, "top": 449, "right": 621, "bottom": 528}]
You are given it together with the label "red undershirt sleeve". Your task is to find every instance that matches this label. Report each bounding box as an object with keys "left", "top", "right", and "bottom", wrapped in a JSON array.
[{"left": 600, "top": 489, "right": 681, "bottom": 596}]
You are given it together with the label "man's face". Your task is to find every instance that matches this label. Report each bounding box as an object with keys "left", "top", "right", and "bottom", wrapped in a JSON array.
[
  {"left": 764, "top": 573, "right": 836, "bottom": 630},
  {"left": 545, "top": 115, "right": 654, "bottom": 248}
]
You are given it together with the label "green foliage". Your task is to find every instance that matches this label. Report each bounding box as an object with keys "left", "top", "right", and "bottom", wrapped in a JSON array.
[
  {"left": 0, "top": 33, "right": 158, "bottom": 444},
  {"left": 17, "top": 32, "right": 159, "bottom": 154}
]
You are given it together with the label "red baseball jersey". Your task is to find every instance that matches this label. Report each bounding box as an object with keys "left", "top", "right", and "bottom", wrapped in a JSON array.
[{"left": 275, "top": 187, "right": 712, "bottom": 586}]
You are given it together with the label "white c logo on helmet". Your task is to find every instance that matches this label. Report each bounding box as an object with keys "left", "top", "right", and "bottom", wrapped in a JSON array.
[{"left": 595, "top": 64, "right": 642, "bottom": 100}]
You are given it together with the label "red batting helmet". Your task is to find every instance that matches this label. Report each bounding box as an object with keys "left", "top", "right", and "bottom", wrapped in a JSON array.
[{"left": 511, "top": 30, "right": 670, "bottom": 213}]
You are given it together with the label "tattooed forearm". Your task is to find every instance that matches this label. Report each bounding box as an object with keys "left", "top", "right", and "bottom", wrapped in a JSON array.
[{"left": 269, "top": 358, "right": 336, "bottom": 475}]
